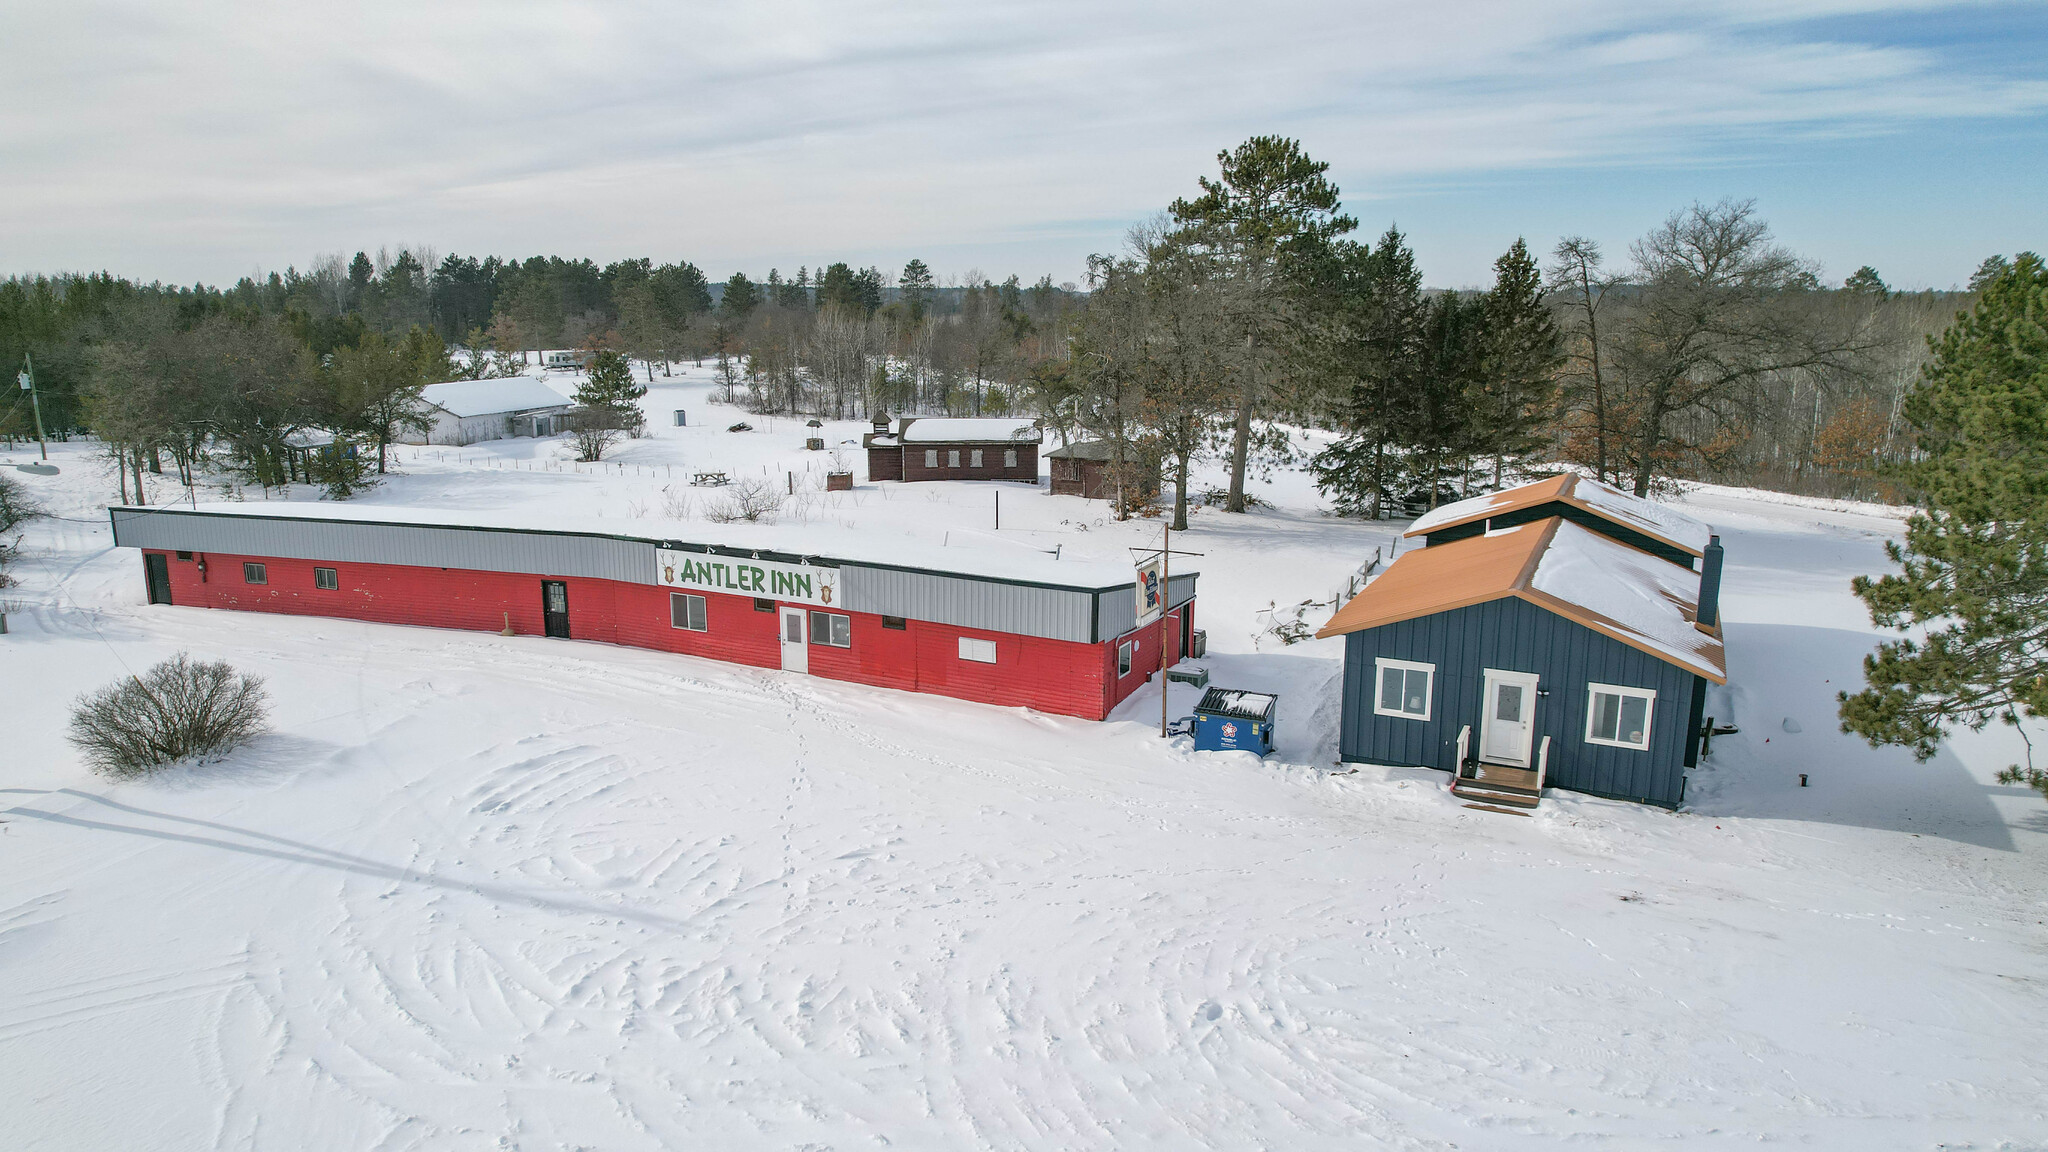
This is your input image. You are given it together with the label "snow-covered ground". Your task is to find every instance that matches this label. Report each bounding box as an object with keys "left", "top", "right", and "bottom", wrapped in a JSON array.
[{"left": 2, "top": 366, "right": 2043, "bottom": 1150}]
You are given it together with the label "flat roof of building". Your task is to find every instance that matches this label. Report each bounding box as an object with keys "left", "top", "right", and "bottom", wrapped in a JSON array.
[
  {"left": 421, "top": 377, "right": 574, "bottom": 419},
  {"left": 1405, "top": 474, "right": 1712, "bottom": 558},
  {"left": 119, "top": 501, "right": 1178, "bottom": 592},
  {"left": 1318, "top": 516, "right": 1725, "bottom": 682}
]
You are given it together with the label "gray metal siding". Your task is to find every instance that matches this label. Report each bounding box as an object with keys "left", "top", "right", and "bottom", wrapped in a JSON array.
[
  {"left": 1094, "top": 572, "right": 1199, "bottom": 641},
  {"left": 1338, "top": 597, "right": 1700, "bottom": 807},
  {"left": 111, "top": 508, "right": 655, "bottom": 584},
  {"left": 111, "top": 507, "right": 1160, "bottom": 645},
  {"left": 838, "top": 564, "right": 1094, "bottom": 642}
]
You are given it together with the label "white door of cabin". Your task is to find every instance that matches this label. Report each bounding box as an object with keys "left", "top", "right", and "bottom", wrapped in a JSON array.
[
  {"left": 779, "top": 606, "right": 809, "bottom": 673},
  {"left": 1479, "top": 669, "right": 1540, "bottom": 766}
]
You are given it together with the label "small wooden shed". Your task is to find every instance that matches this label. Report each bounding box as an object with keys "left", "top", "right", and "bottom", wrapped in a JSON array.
[{"left": 1047, "top": 440, "right": 1160, "bottom": 501}]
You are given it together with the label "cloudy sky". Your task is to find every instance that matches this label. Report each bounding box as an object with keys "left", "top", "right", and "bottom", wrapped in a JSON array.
[{"left": 4, "top": 0, "right": 2043, "bottom": 289}]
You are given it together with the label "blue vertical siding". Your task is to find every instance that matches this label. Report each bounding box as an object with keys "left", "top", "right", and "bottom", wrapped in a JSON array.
[{"left": 1339, "top": 597, "right": 1703, "bottom": 808}]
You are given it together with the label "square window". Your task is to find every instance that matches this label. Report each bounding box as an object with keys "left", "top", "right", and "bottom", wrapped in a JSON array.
[
  {"left": 947, "top": 449, "right": 961, "bottom": 468},
  {"left": 314, "top": 566, "right": 338, "bottom": 590},
  {"left": 176, "top": 551, "right": 193, "bottom": 561},
  {"left": 1586, "top": 684, "right": 1655, "bottom": 749},
  {"left": 754, "top": 597, "right": 775, "bottom": 612},
  {"left": 925, "top": 449, "right": 939, "bottom": 468},
  {"left": 970, "top": 449, "right": 984, "bottom": 468},
  {"left": 1003, "top": 449, "right": 1017, "bottom": 468},
  {"left": 1373, "top": 658, "right": 1433, "bottom": 720},
  {"left": 809, "top": 611, "right": 851, "bottom": 647},
  {"left": 882, "top": 615, "right": 907, "bottom": 630},
  {"left": 671, "top": 592, "right": 708, "bottom": 632},
  {"left": 959, "top": 636, "right": 997, "bottom": 664},
  {"left": 243, "top": 562, "right": 267, "bottom": 585},
  {"left": 1117, "top": 640, "right": 1134, "bottom": 677}
]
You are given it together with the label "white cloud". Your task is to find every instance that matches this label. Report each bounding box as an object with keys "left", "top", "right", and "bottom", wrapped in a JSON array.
[{"left": 0, "top": 0, "right": 2040, "bottom": 284}]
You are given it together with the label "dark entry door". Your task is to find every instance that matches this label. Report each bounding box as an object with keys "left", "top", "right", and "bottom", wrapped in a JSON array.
[
  {"left": 144, "top": 553, "right": 172, "bottom": 605},
  {"left": 541, "top": 580, "right": 570, "bottom": 638}
]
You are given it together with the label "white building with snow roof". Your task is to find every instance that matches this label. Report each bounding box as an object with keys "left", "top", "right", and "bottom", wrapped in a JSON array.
[{"left": 406, "top": 377, "right": 574, "bottom": 446}]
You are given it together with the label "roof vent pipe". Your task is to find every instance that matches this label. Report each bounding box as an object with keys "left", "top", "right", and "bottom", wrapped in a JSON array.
[{"left": 1697, "top": 534, "right": 1724, "bottom": 629}]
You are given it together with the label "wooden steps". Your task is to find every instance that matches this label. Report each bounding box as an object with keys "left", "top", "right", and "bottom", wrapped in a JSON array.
[{"left": 1452, "top": 761, "right": 1542, "bottom": 811}]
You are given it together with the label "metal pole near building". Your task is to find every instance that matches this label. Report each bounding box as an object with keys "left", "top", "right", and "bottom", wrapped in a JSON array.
[
  {"left": 20, "top": 352, "right": 49, "bottom": 461},
  {"left": 1161, "top": 522, "right": 1170, "bottom": 738}
]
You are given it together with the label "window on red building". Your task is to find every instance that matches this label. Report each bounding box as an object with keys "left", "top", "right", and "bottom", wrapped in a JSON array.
[
  {"left": 810, "top": 611, "right": 850, "bottom": 647},
  {"left": 671, "top": 593, "right": 708, "bottom": 631}
]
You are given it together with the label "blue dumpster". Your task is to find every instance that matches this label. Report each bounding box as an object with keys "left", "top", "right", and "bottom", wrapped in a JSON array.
[{"left": 1185, "top": 687, "right": 1277, "bottom": 756}]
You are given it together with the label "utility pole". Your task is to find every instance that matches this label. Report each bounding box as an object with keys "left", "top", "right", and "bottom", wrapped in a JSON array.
[
  {"left": 1134, "top": 524, "right": 1201, "bottom": 739},
  {"left": 19, "top": 352, "right": 48, "bottom": 461},
  {"left": 1161, "top": 522, "right": 1170, "bottom": 738}
]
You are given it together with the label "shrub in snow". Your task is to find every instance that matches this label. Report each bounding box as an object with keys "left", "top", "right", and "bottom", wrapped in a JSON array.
[
  {"left": 67, "top": 653, "right": 270, "bottom": 777},
  {"left": 0, "top": 472, "right": 43, "bottom": 587},
  {"left": 704, "top": 477, "right": 784, "bottom": 524}
]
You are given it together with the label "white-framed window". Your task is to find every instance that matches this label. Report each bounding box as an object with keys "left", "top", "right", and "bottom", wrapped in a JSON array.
[
  {"left": 1004, "top": 449, "right": 1018, "bottom": 468},
  {"left": 809, "top": 611, "right": 851, "bottom": 648},
  {"left": 925, "top": 449, "right": 939, "bottom": 468},
  {"left": 313, "top": 566, "right": 338, "bottom": 590},
  {"left": 1586, "top": 683, "right": 1656, "bottom": 749},
  {"left": 243, "top": 562, "right": 267, "bottom": 585},
  {"left": 1117, "top": 639, "right": 1135, "bottom": 677},
  {"left": 970, "top": 449, "right": 984, "bottom": 467},
  {"left": 948, "top": 449, "right": 962, "bottom": 468},
  {"left": 670, "top": 592, "right": 708, "bottom": 631},
  {"left": 959, "top": 636, "right": 997, "bottom": 664},
  {"left": 1374, "top": 657, "right": 1434, "bottom": 720}
]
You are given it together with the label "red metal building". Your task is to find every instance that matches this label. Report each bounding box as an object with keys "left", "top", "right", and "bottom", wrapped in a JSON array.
[{"left": 113, "top": 507, "right": 1196, "bottom": 722}]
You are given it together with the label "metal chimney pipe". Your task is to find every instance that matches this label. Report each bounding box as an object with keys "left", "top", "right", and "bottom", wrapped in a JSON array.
[{"left": 1697, "top": 534, "right": 1725, "bottom": 629}]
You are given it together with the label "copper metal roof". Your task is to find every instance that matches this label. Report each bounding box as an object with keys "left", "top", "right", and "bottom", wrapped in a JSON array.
[
  {"left": 1404, "top": 474, "right": 1711, "bottom": 558},
  {"left": 1316, "top": 517, "right": 1726, "bottom": 682}
]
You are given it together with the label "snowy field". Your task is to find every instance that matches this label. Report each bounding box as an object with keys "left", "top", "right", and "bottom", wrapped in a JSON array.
[{"left": 2, "top": 366, "right": 2044, "bottom": 1150}]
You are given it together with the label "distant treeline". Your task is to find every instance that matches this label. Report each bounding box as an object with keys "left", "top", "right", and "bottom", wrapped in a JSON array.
[{"left": 0, "top": 141, "right": 2008, "bottom": 514}]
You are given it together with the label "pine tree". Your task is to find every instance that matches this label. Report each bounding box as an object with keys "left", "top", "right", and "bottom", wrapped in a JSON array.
[
  {"left": 1474, "top": 237, "right": 1562, "bottom": 487},
  {"left": 900, "top": 259, "right": 935, "bottom": 322},
  {"left": 721, "top": 273, "right": 759, "bottom": 320},
  {"left": 1839, "top": 252, "right": 2048, "bottom": 798},
  {"left": 1843, "top": 266, "right": 1890, "bottom": 299},
  {"left": 577, "top": 348, "right": 645, "bottom": 417},
  {"left": 1168, "top": 136, "right": 1357, "bottom": 514},
  {"left": 569, "top": 349, "right": 646, "bottom": 460},
  {"left": 1310, "top": 229, "right": 1425, "bottom": 518}
]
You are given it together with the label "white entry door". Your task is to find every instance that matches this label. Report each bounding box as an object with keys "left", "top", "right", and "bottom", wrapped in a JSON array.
[
  {"left": 1479, "top": 669, "right": 1540, "bottom": 766},
  {"left": 779, "top": 606, "right": 809, "bottom": 673}
]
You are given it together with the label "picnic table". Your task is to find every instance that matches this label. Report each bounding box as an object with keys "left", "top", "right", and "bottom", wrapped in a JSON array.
[{"left": 691, "top": 471, "right": 731, "bottom": 487}]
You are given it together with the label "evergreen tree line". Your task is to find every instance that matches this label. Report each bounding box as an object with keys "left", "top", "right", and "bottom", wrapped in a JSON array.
[
  {"left": 0, "top": 137, "right": 1998, "bottom": 512},
  {"left": 1047, "top": 138, "right": 1981, "bottom": 525}
]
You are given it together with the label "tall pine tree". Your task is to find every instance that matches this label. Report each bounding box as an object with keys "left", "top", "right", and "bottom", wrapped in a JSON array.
[
  {"left": 1310, "top": 228, "right": 1425, "bottom": 518},
  {"left": 1839, "top": 252, "right": 2048, "bottom": 798},
  {"left": 1474, "top": 237, "right": 1561, "bottom": 488}
]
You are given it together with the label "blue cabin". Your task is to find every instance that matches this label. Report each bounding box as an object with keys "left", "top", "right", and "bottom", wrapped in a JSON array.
[{"left": 1319, "top": 478, "right": 1726, "bottom": 810}]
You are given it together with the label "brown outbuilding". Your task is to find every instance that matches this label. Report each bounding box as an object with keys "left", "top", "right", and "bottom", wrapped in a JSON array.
[
  {"left": 863, "top": 416, "right": 1041, "bottom": 483},
  {"left": 1046, "top": 440, "right": 1160, "bottom": 502}
]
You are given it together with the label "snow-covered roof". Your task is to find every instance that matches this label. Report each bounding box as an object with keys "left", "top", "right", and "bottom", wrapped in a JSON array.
[
  {"left": 1406, "top": 474, "right": 1712, "bottom": 558},
  {"left": 147, "top": 501, "right": 1172, "bottom": 592},
  {"left": 1318, "top": 516, "right": 1724, "bottom": 682},
  {"left": 420, "top": 377, "right": 573, "bottom": 419},
  {"left": 899, "top": 418, "right": 1041, "bottom": 444},
  {"left": 1045, "top": 440, "right": 1138, "bottom": 461}
]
